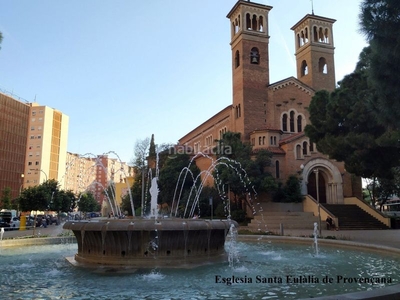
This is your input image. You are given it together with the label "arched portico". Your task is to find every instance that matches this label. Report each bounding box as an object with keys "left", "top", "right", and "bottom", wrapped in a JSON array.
[{"left": 300, "top": 158, "right": 344, "bottom": 204}]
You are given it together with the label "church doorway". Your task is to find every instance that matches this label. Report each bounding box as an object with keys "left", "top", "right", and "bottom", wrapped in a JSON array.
[{"left": 307, "top": 169, "right": 327, "bottom": 203}]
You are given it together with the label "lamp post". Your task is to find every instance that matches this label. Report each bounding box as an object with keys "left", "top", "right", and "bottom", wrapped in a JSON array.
[
  {"left": 40, "top": 169, "right": 48, "bottom": 182},
  {"left": 313, "top": 168, "right": 322, "bottom": 235},
  {"left": 19, "top": 174, "right": 25, "bottom": 195}
]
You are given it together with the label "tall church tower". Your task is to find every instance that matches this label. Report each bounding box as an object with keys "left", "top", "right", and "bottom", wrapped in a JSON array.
[
  {"left": 227, "top": 1, "right": 272, "bottom": 140},
  {"left": 291, "top": 14, "right": 336, "bottom": 92}
]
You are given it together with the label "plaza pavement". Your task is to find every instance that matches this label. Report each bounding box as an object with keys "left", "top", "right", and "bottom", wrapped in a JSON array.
[{"left": 1, "top": 223, "right": 399, "bottom": 249}]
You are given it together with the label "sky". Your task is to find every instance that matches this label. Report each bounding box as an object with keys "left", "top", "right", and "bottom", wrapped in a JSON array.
[{"left": 0, "top": 0, "right": 368, "bottom": 164}]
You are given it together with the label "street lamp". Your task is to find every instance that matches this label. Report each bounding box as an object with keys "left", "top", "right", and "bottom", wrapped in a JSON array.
[
  {"left": 313, "top": 168, "right": 322, "bottom": 235},
  {"left": 40, "top": 169, "right": 48, "bottom": 182},
  {"left": 19, "top": 174, "right": 25, "bottom": 195}
]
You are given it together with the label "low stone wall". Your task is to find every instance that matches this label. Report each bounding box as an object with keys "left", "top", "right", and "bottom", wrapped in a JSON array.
[{"left": 0, "top": 236, "right": 76, "bottom": 248}]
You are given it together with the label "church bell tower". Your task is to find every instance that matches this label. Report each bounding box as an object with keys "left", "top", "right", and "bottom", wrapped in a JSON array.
[
  {"left": 291, "top": 14, "right": 336, "bottom": 92},
  {"left": 227, "top": 1, "right": 272, "bottom": 140}
]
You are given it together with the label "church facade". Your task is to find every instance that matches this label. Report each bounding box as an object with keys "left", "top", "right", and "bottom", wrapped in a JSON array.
[{"left": 178, "top": 0, "right": 362, "bottom": 204}]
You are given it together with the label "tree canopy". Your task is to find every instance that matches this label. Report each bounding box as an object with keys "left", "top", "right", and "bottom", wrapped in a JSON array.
[
  {"left": 18, "top": 179, "right": 77, "bottom": 213},
  {"left": 359, "top": 0, "right": 400, "bottom": 129},
  {"left": 78, "top": 192, "right": 100, "bottom": 214},
  {"left": 213, "top": 132, "right": 276, "bottom": 214},
  {"left": 305, "top": 46, "right": 400, "bottom": 180}
]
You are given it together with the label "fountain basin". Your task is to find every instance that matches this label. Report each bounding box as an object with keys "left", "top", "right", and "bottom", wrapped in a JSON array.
[
  {"left": 63, "top": 218, "right": 237, "bottom": 268},
  {"left": 1, "top": 236, "right": 400, "bottom": 299}
]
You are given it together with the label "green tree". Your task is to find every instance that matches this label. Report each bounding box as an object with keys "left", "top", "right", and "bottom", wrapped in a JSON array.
[
  {"left": 1, "top": 187, "right": 12, "bottom": 209},
  {"left": 359, "top": 0, "right": 400, "bottom": 129},
  {"left": 283, "top": 175, "right": 304, "bottom": 203},
  {"left": 305, "top": 47, "right": 400, "bottom": 180},
  {"left": 214, "top": 132, "right": 275, "bottom": 214},
  {"left": 19, "top": 185, "right": 49, "bottom": 213},
  {"left": 78, "top": 192, "right": 100, "bottom": 215},
  {"left": 148, "top": 134, "right": 156, "bottom": 162},
  {"left": 157, "top": 152, "right": 200, "bottom": 211}
]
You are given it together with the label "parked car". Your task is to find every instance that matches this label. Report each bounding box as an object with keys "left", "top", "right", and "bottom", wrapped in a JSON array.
[
  {"left": 0, "top": 217, "right": 10, "bottom": 229},
  {"left": 9, "top": 217, "right": 20, "bottom": 230},
  {"left": 47, "top": 215, "right": 59, "bottom": 225},
  {"left": 26, "top": 216, "right": 35, "bottom": 227},
  {"left": 35, "top": 215, "right": 46, "bottom": 227}
]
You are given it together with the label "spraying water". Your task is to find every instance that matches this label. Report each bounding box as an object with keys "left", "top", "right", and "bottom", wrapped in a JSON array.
[
  {"left": 227, "top": 224, "right": 240, "bottom": 268},
  {"left": 313, "top": 222, "right": 319, "bottom": 256}
]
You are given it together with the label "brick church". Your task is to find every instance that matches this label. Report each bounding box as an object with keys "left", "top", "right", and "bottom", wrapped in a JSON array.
[{"left": 178, "top": 0, "right": 362, "bottom": 205}]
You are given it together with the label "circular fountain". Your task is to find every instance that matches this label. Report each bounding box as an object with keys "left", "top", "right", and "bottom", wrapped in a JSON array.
[
  {"left": 63, "top": 218, "right": 237, "bottom": 268},
  {"left": 1, "top": 236, "right": 400, "bottom": 299}
]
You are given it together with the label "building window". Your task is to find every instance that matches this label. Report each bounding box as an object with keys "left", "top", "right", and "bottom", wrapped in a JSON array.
[
  {"left": 301, "top": 60, "right": 308, "bottom": 76},
  {"left": 282, "top": 114, "right": 288, "bottom": 131},
  {"left": 310, "top": 142, "right": 314, "bottom": 152},
  {"left": 236, "top": 104, "right": 241, "bottom": 118},
  {"left": 235, "top": 50, "right": 240, "bottom": 68},
  {"left": 303, "top": 141, "right": 308, "bottom": 156},
  {"left": 297, "top": 115, "right": 303, "bottom": 132},
  {"left": 296, "top": 145, "right": 302, "bottom": 159},
  {"left": 275, "top": 160, "right": 280, "bottom": 179},
  {"left": 290, "top": 111, "right": 295, "bottom": 132},
  {"left": 319, "top": 57, "right": 328, "bottom": 74},
  {"left": 250, "top": 47, "right": 260, "bottom": 64}
]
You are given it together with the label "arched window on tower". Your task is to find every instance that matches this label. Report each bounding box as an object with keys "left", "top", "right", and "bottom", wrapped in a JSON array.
[
  {"left": 282, "top": 114, "right": 288, "bottom": 131},
  {"left": 235, "top": 50, "right": 240, "bottom": 68},
  {"left": 252, "top": 15, "right": 258, "bottom": 31},
  {"left": 246, "top": 13, "right": 251, "bottom": 30},
  {"left": 299, "top": 28, "right": 308, "bottom": 46},
  {"left": 258, "top": 16, "right": 264, "bottom": 31},
  {"left": 297, "top": 115, "right": 302, "bottom": 132},
  {"left": 236, "top": 104, "right": 241, "bottom": 118},
  {"left": 313, "top": 26, "right": 318, "bottom": 42},
  {"left": 290, "top": 111, "right": 295, "bottom": 132},
  {"left": 233, "top": 17, "right": 240, "bottom": 34},
  {"left": 324, "top": 28, "right": 329, "bottom": 43},
  {"left": 319, "top": 57, "right": 327, "bottom": 74},
  {"left": 301, "top": 60, "right": 308, "bottom": 76},
  {"left": 309, "top": 142, "right": 314, "bottom": 152},
  {"left": 250, "top": 47, "right": 260, "bottom": 64}
]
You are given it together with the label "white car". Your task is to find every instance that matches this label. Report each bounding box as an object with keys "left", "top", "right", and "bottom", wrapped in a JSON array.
[{"left": 9, "top": 217, "right": 20, "bottom": 230}]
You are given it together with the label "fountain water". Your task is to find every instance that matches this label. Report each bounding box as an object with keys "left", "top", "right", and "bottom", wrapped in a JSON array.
[
  {"left": 1, "top": 239, "right": 399, "bottom": 299},
  {"left": 63, "top": 152, "right": 250, "bottom": 269},
  {"left": 313, "top": 222, "right": 319, "bottom": 256}
]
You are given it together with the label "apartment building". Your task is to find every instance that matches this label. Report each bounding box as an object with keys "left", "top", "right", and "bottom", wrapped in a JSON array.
[
  {"left": 0, "top": 92, "right": 30, "bottom": 199},
  {"left": 24, "top": 103, "right": 69, "bottom": 189}
]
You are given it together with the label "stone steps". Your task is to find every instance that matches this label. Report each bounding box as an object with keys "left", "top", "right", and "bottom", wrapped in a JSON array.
[
  {"left": 323, "top": 204, "right": 389, "bottom": 230},
  {"left": 246, "top": 211, "right": 319, "bottom": 231}
]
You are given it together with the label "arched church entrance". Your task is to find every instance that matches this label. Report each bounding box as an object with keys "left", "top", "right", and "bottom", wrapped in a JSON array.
[
  {"left": 300, "top": 158, "right": 344, "bottom": 204},
  {"left": 307, "top": 169, "right": 327, "bottom": 203}
]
